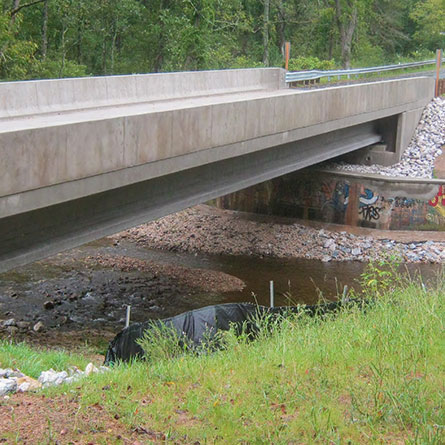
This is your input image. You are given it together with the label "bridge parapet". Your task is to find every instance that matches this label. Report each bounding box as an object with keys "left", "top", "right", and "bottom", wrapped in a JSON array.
[{"left": 0, "top": 68, "right": 285, "bottom": 120}]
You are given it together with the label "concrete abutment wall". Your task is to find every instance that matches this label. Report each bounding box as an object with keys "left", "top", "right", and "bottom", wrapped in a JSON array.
[
  {"left": 214, "top": 170, "right": 445, "bottom": 231},
  {"left": 341, "top": 107, "right": 425, "bottom": 167}
]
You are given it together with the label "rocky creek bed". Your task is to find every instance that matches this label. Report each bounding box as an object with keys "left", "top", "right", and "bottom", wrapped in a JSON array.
[
  {"left": 119, "top": 205, "right": 445, "bottom": 264},
  {"left": 0, "top": 239, "right": 245, "bottom": 349}
]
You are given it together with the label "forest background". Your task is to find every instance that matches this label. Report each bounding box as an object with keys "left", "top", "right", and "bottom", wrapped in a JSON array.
[{"left": 1, "top": 0, "right": 444, "bottom": 81}]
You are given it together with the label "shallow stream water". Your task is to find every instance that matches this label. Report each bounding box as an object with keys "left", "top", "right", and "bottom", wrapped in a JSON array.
[
  {"left": 118, "top": 241, "right": 443, "bottom": 305},
  {"left": 0, "top": 233, "right": 442, "bottom": 349}
]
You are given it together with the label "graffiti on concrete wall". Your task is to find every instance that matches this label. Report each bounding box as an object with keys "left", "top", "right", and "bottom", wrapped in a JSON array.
[
  {"left": 426, "top": 185, "right": 445, "bottom": 225},
  {"left": 393, "top": 197, "right": 416, "bottom": 208},
  {"left": 385, "top": 196, "right": 427, "bottom": 229},
  {"left": 428, "top": 185, "right": 445, "bottom": 209},
  {"left": 235, "top": 173, "right": 445, "bottom": 231},
  {"left": 320, "top": 181, "right": 349, "bottom": 214},
  {"left": 358, "top": 188, "right": 382, "bottom": 222},
  {"left": 274, "top": 176, "right": 350, "bottom": 223}
]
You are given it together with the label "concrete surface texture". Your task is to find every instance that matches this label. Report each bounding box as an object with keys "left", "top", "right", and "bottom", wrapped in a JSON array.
[{"left": 0, "top": 69, "right": 436, "bottom": 271}]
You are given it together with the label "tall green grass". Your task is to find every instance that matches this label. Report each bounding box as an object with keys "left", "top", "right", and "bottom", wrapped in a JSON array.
[{"left": 66, "top": 264, "right": 445, "bottom": 444}]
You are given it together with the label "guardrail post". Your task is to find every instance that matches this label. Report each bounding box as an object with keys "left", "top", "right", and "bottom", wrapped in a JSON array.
[{"left": 435, "top": 48, "right": 442, "bottom": 97}]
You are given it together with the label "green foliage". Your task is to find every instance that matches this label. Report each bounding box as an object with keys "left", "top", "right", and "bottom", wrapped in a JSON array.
[
  {"left": 229, "top": 55, "right": 265, "bottom": 69},
  {"left": 0, "top": 13, "right": 37, "bottom": 80},
  {"left": 411, "top": 0, "right": 445, "bottom": 50},
  {"left": 136, "top": 323, "right": 190, "bottom": 362},
  {"left": 352, "top": 39, "right": 386, "bottom": 67},
  {"left": 359, "top": 254, "right": 402, "bottom": 297},
  {"left": 32, "top": 58, "right": 88, "bottom": 79},
  {"left": 0, "top": 0, "right": 442, "bottom": 81},
  {"left": 288, "top": 56, "right": 336, "bottom": 71}
]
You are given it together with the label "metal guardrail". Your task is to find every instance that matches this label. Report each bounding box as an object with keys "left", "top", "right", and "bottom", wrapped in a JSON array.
[{"left": 285, "top": 59, "right": 436, "bottom": 83}]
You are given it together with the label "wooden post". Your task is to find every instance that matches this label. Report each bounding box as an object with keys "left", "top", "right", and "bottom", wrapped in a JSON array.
[
  {"left": 435, "top": 49, "right": 442, "bottom": 97},
  {"left": 284, "top": 42, "right": 290, "bottom": 71}
]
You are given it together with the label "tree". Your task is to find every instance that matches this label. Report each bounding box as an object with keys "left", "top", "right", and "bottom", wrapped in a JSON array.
[
  {"left": 334, "top": 0, "right": 359, "bottom": 68},
  {"left": 411, "top": 0, "right": 445, "bottom": 51},
  {"left": 0, "top": 11, "right": 37, "bottom": 79},
  {"left": 0, "top": 0, "right": 441, "bottom": 81},
  {"left": 263, "top": 0, "right": 270, "bottom": 65}
]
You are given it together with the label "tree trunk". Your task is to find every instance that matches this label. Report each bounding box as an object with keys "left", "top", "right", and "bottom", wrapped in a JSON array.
[
  {"left": 335, "top": 0, "right": 358, "bottom": 69},
  {"left": 76, "top": 2, "right": 83, "bottom": 64},
  {"left": 328, "top": 31, "right": 334, "bottom": 60},
  {"left": 10, "top": 0, "right": 20, "bottom": 25},
  {"left": 111, "top": 26, "right": 117, "bottom": 73},
  {"left": 102, "top": 36, "right": 107, "bottom": 74},
  {"left": 41, "top": 0, "right": 48, "bottom": 59},
  {"left": 59, "top": 25, "right": 67, "bottom": 77},
  {"left": 276, "top": 0, "right": 286, "bottom": 57},
  {"left": 76, "top": 21, "right": 82, "bottom": 64},
  {"left": 263, "top": 0, "right": 270, "bottom": 66},
  {"left": 10, "top": 0, "right": 45, "bottom": 26}
]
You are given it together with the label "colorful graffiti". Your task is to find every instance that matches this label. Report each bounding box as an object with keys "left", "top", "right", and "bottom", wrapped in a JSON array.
[
  {"left": 393, "top": 197, "right": 416, "bottom": 208},
  {"left": 428, "top": 185, "right": 445, "bottom": 214},
  {"left": 359, "top": 188, "right": 382, "bottom": 221},
  {"left": 387, "top": 196, "right": 427, "bottom": 229},
  {"left": 426, "top": 184, "right": 445, "bottom": 225},
  {"left": 219, "top": 172, "right": 445, "bottom": 231}
]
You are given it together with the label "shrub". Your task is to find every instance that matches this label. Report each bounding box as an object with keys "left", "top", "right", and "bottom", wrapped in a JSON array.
[{"left": 287, "top": 56, "right": 336, "bottom": 71}]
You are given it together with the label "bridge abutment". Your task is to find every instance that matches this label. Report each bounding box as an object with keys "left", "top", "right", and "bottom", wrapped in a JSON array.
[{"left": 213, "top": 169, "right": 445, "bottom": 231}]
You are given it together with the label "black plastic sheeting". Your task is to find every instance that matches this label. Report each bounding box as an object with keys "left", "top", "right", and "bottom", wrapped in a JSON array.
[{"left": 104, "top": 300, "right": 360, "bottom": 364}]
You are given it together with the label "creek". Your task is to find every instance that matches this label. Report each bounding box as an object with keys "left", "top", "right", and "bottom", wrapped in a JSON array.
[{"left": 0, "top": 233, "right": 442, "bottom": 350}]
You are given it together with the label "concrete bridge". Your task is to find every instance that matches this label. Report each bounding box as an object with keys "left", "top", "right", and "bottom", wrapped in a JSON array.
[{"left": 0, "top": 68, "right": 435, "bottom": 272}]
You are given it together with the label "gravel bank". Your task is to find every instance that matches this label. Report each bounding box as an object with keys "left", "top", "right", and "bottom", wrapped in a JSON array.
[
  {"left": 117, "top": 206, "right": 445, "bottom": 264},
  {"left": 328, "top": 97, "right": 445, "bottom": 178}
]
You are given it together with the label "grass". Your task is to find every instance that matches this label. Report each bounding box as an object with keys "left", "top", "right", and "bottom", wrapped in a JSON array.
[
  {"left": 0, "top": 341, "right": 89, "bottom": 378},
  {"left": 1, "top": 262, "right": 444, "bottom": 443}
]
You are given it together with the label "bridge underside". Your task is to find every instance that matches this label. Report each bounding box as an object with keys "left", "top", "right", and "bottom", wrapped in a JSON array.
[{"left": 0, "top": 122, "right": 380, "bottom": 273}]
